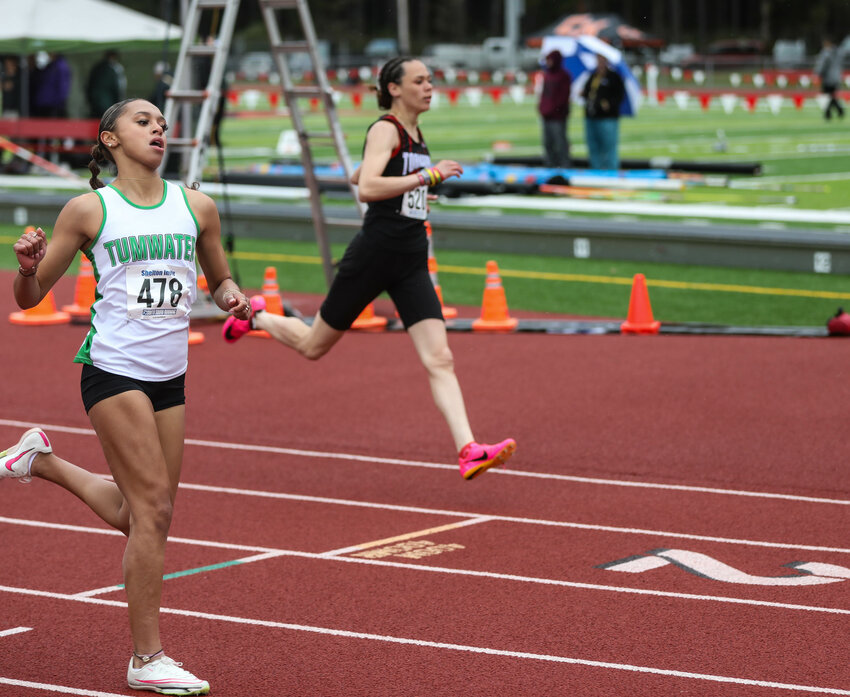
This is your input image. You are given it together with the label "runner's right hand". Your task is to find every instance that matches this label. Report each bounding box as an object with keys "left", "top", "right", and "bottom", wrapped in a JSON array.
[{"left": 13, "top": 227, "right": 47, "bottom": 271}]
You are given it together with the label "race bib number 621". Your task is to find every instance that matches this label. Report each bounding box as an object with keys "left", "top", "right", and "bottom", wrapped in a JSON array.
[{"left": 126, "top": 266, "right": 191, "bottom": 319}]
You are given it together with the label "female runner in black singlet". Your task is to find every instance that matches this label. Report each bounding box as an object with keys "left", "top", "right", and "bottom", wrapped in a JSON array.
[{"left": 223, "top": 56, "right": 515, "bottom": 480}]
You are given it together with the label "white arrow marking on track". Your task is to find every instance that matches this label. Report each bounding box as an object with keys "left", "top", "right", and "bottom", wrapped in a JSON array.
[{"left": 600, "top": 549, "right": 847, "bottom": 586}]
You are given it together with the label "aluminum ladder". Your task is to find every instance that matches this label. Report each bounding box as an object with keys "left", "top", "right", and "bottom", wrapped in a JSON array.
[
  {"left": 162, "top": 0, "right": 363, "bottom": 287},
  {"left": 160, "top": 0, "right": 239, "bottom": 189}
]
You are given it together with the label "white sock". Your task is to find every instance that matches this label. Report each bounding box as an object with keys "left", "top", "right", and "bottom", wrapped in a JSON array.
[{"left": 26, "top": 451, "right": 38, "bottom": 476}]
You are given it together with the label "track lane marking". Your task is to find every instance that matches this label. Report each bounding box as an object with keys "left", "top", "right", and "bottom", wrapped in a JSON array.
[
  {"left": 74, "top": 551, "right": 286, "bottom": 598},
  {"left": 0, "top": 586, "right": 848, "bottom": 695},
  {"left": 0, "top": 626, "right": 32, "bottom": 637},
  {"left": 173, "top": 484, "right": 850, "bottom": 555},
  {"left": 7, "top": 475, "right": 850, "bottom": 556},
  {"left": 0, "top": 677, "right": 132, "bottom": 696},
  {"left": 2, "top": 418, "right": 848, "bottom": 507},
  {"left": 2, "top": 520, "right": 850, "bottom": 616},
  {"left": 320, "top": 516, "right": 493, "bottom": 557},
  {"left": 0, "top": 516, "right": 280, "bottom": 553}
]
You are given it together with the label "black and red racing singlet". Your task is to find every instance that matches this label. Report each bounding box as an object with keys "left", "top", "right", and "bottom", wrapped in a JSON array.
[{"left": 361, "top": 114, "right": 432, "bottom": 252}]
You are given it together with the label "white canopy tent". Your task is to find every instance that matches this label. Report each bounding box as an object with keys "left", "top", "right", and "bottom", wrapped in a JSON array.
[
  {"left": 0, "top": 0, "right": 182, "bottom": 119},
  {"left": 0, "top": 0, "right": 181, "bottom": 53}
]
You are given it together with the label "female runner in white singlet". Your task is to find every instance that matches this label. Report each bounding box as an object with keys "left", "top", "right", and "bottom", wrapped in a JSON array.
[{"left": 3, "top": 98, "right": 250, "bottom": 695}]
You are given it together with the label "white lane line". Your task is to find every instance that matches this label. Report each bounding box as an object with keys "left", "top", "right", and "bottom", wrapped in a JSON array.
[
  {"left": 0, "top": 626, "right": 32, "bottom": 637},
  {"left": 3, "top": 418, "right": 848, "bottom": 507},
  {"left": 0, "top": 587, "right": 848, "bottom": 695},
  {"left": 173, "top": 484, "right": 850, "bottom": 555},
  {"left": 7, "top": 474, "right": 850, "bottom": 558},
  {"left": 0, "top": 677, "right": 132, "bottom": 696},
  {"left": 2, "top": 520, "right": 850, "bottom": 616},
  {"left": 0, "top": 516, "right": 281, "bottom": 554}
]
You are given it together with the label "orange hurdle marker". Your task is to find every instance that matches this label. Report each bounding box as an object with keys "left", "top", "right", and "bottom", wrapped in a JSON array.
[
  {"left": 249, "top": 266, "right": 284, "bottom": 338},
  {"left": 61, "top": 253, "right": 96, "bottom": 323},
  {"left": 620, "top": 273, "right": 661, "bottom": 335},
  {"left": 189, "top": 330, "right": 205, "bottom": 345},
  {"left": 471, "top": 260, "right": 518, "bottom": 332},
  {"left": 351, "top": 302, "right": 388, "bottom": 330},
  {"left": 425, "top": 221, "right": 457, "bottom": 319}
]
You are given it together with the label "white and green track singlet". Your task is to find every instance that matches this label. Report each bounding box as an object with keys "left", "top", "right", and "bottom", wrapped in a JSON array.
[{"left": 74, "top": 181, "right": 199, "bottom": 381}]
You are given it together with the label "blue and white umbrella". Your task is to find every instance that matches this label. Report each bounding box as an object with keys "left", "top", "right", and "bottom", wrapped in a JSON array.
[{"left": 539, "top": 34, "right": 642, "bottom": 117}]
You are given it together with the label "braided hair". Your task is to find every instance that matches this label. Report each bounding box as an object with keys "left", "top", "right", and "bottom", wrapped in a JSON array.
[
  {"left": 376, "top": 56, "right": 415, "bottom": 110},
  {"left": 87, "top": 97, "right": 137, "bottom": 190}
]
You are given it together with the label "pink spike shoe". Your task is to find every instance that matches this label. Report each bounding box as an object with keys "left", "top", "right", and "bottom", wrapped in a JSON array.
[
  {"left": 222, "top": 295, "right": 265, "bottom": 343},
  {"left": 1, "top": 428, "right": 51, "bottom": 484},
  {"left": 458, "top": 438, "right": 516, "bottom": 480}
]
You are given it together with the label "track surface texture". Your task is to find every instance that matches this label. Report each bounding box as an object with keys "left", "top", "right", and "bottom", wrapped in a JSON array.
[{"left": 2, "top": 272, "right": 850, "bottom": 697}]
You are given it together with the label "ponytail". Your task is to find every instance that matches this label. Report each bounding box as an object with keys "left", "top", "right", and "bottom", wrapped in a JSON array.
[{"left": 87, "top": 142, "right": 110, "bottom": 189}]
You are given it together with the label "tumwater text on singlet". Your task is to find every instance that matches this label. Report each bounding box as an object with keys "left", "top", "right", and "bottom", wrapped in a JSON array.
[
  {"left": 401, "top": 151, "right": 431, "bottom": 176},
  {"left": 102, "top": 233, "right": 195, "bottom": 267}
]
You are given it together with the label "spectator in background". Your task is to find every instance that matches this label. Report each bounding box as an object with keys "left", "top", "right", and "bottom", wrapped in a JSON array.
[
  {"left": 31, "top": 52, "right": 72, "bottom": 118},
  {"left": 1, "top": 56, "right": 21, "bottom": 116},
  {"left": 815, "top": 37, "right": 846, "bottom": 121},
  {"left": 1, "top": 56, "right": 27, "bottom": 173},
  {"left": 581, "top": 53, "right": 625, "bottom": 170},
  {"left": 149, "top": 61, "right": 173, "bottom": 110},
  {"left": 538, "top": 49, "right": 572, "bottom": 168},
  {"left": 86, "top": 49, "right": 126, "bottom": 118},
  {"left": 29, "top": 52, "right": 72, "bottom": 164}
]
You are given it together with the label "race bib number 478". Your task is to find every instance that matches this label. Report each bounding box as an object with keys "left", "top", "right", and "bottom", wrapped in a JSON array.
[{"left": 126, "top": 266, "right": 191, "bottom": 319}]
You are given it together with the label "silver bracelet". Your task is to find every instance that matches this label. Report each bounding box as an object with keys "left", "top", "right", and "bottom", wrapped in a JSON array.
[{"left": 18, "top": 266, "right": 37, "bottom": 277}]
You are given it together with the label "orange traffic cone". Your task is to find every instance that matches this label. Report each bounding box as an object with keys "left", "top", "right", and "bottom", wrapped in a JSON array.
[
  {"left": 249, "top": 266, "right": 284, "bottom": 339},
  {"left": 472, "top": 260, "right": 518, "bottom": 332},
  {"left": 61, "top": 253, "right": 96, "bottom": 323},
  {"left": 189, "top": 269, "right": 210, "bottom": 340},
  {"left": 260, "top": 266, "right": 283, "bottom": 316},
  {"left": 620, "top": 273, "right": 661, "bottom": 334},
  {"left": 425, "top": 221, "right": 457, "bottom": 319},
  {"left": 9, "top": 290, "right": 71, "bottom": 326},
  {"left": 189, "top": 329, "right": 205, "bottom": 345},
  {"left": 351, "top": 302, "right": 388, "bottom": 330}
]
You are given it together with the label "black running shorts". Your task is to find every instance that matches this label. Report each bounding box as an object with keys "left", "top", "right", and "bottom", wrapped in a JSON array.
[
  {"left": 320, "top": 231, "right": 444, "bottom": 331},
  {"left": 80, "top": 363, "right": 186, "bottom": 414}
]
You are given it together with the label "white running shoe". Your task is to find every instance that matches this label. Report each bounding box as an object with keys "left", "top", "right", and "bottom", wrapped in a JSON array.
[
  {"left": 127, "top": 655, "right": 210, "bottom": 695},
  {"left": 0, "top": 428, "right": 51, "bottom": 484}
]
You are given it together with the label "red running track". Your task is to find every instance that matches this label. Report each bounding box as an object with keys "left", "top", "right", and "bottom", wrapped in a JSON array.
[{"left": 1, "top": 272, "right": 850, "bottom": 696}]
